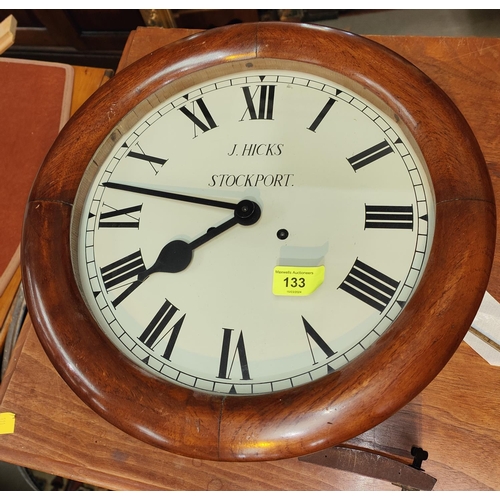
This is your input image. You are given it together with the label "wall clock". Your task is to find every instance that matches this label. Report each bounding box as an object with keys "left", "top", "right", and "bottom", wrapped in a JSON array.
[{"left": 22, "top": 22, "right": 495, "bottom": 461}]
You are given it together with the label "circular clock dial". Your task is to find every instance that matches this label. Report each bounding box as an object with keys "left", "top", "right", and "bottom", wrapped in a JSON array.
[{"left": 73, "top": 61, "right": 435, "bottom": 395}]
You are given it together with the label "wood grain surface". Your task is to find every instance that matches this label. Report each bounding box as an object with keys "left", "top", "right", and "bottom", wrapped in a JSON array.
[
  {"left": 1, "top": 317, "right": 498, "bottom": 490},
  {"left": 1, "top": 27, "right": 500, "bottom": 490}
]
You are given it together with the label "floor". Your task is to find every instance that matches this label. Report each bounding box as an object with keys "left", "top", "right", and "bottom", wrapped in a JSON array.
[{"left": 1, "top": 7, "right": 499, "bottom": 491}]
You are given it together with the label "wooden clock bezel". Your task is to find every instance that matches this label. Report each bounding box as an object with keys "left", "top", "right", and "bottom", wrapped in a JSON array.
[{"left": 22, "top": 23, "right": 495, "bottom": 461}]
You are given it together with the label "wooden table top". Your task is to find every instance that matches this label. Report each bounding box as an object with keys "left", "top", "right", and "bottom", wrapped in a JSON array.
[{"left": 0, "top": 29, "right": 499, "bottom": 491}]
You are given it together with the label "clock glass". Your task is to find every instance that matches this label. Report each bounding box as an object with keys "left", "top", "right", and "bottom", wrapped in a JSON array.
[{"left": 72, "top": 61, "right": 435, "bottom": 395}]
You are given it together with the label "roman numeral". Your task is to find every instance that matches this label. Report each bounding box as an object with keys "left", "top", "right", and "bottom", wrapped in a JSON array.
[
  {"left": 138, "top": 299, "right": 185, "bottom": 360},
  {"left": 347, "top": 139, "right": 394, "bottom": 171},
  {"left": 98, "top": 204, "right": 142, "bottom": 228},
  {"left": 302, "top": 316, "right": 336, "bottom": 364},
  {"left": 126, "top": 143, "right": 168, "bottom": 174},
  {"left": 307, "top": 97, "right": 336, "bottom": 132},
  {"left": 217, "top": 329, "right": 250, "bottom": 381},
  {"left": 100, "top": 250, "right": 146, "bottom": 307},
  {"left": 364, "top": 205, "right": 414, "bottom": 230},
  {"left": 339, "top": 259, "right": 399, "bottom": 312},
  {"left": 241, "top": 85, "right": 276, "bottom": 120},
  {"left": 179, "top": 97, "right": 217, "bottom": 137}
]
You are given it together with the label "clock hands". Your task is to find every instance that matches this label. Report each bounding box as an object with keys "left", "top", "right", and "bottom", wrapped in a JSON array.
[
  {"left": 105, "top": 199, "right": 260, "bottom": 310},
  {"left": 138, "top": 199, "right": 260, "bottom": 277},
  {"left": 103, "top": 181, "right": 261, "bottom": 306},
  {"left": 103, "top": 181, "right": 238, "bottom": 211},
  {"left": 108, "top": 200, "right": 260, "bottom": 307},
  {"left": 103, "top": 180, "right": 260, "bottom": 276}
]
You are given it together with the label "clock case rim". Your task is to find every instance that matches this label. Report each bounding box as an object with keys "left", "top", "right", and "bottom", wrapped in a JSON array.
[{"left": 21, "top": 22, "right": 496, "bottom": 461}]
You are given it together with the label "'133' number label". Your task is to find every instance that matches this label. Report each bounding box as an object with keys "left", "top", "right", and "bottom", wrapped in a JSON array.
[
  {"left": 273, "top": 266, "right": 325, "bottom": 296},
  {"left": 284, "top": 277, "right": 306, "bottom": 288}
]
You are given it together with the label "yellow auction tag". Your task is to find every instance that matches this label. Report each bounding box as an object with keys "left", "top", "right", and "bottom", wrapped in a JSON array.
[
  {"left": 0, "top": 412, "right": 16, "bottom": 435},
  {"left": 273, "top": 266, "right": 325, "bottom": 296}
]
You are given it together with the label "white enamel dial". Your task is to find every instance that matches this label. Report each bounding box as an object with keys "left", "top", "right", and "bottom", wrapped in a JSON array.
[{"left": 72, "top": 62, "right": 435, "bottom": 395}]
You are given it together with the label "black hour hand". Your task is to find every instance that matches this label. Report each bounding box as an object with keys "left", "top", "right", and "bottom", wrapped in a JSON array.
[{"left": 140, "top": 199, "right": 261, "bottom": 277}]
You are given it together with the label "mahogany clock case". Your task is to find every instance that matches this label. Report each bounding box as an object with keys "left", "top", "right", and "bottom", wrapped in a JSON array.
[{"left": 21, "top": 23, "right": 496, "bottom": 461}]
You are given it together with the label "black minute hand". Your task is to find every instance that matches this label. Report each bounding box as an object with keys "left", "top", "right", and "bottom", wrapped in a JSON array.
[{"left": 103, "top": 181, "right": 238, "bottom": 210}]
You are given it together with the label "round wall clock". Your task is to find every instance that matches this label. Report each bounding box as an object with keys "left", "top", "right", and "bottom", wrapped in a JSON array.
[{"left": 22, "top": 23, "right": 495, "bottom": 461}]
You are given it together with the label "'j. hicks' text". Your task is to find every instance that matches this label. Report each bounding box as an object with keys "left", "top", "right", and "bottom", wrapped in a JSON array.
[{"left": 227, "top": 143, "right": 284, "bottom": 156}]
